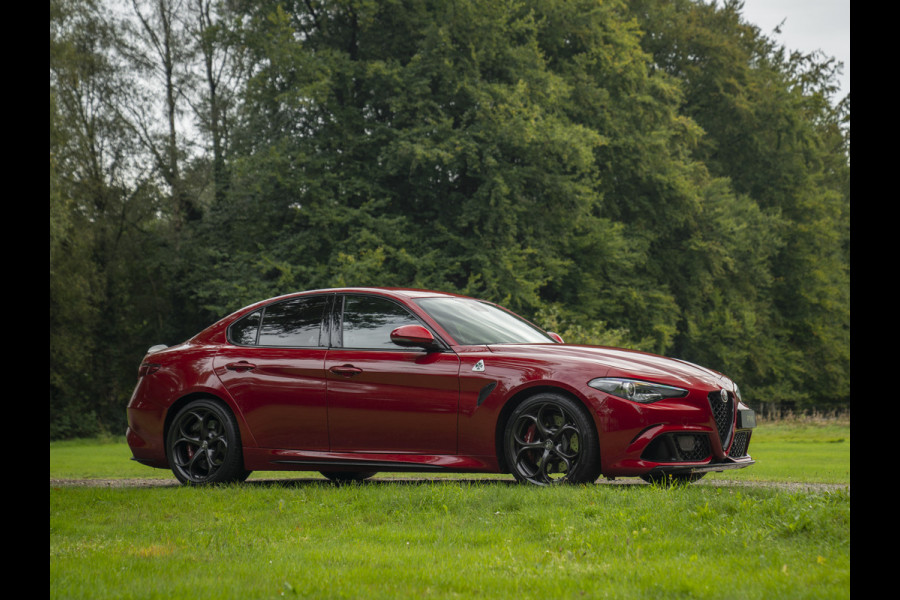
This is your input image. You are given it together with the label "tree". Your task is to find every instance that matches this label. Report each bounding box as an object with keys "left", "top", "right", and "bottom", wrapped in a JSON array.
[
  {"left": 51, "top": 0, "right": 165, "bottom": 436},
  {"left": 208, "top": 0, "right": 667, "bottom": 329},
  {"left": 49, "top": 0, "right": 850, "bottom": 437},
  {"left": 188, "top": 0, "right": 246, "bottom": 205},
  {"left": 632, "top": 0, "right": 850, "bottom": 406}
]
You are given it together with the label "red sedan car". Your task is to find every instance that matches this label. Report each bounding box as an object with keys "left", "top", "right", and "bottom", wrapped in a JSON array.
[{"left": 126, "top": 288, "right": 756, "bottom": 485}]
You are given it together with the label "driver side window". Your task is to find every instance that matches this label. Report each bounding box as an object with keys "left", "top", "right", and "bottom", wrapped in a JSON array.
[{"left": 340, "top": 295, "right": 420, "bottom": 349}]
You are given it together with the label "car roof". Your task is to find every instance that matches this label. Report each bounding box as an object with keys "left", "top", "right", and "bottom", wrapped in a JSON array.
[
  {"left": 189, "top": 287, "right": 475, "bottom": 345},
  {"left": 294, "top": 287, "right": 466, "bottom": 300}
]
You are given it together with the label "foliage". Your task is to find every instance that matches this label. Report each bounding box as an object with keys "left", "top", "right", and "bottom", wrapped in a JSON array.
[
  {"left": 631, "top": 0, "right": 850, "bottom": 408},
  {"left": 51, "top": 0, "right": 162, "bottom": 437},
  {"left": 49, "top": 0, "right": 850, "bottom": 438}
]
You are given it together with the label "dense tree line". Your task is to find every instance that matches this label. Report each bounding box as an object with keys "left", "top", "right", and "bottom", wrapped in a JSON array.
[{"left": 50, "top": 0, "right": 849, "bottom": 438}]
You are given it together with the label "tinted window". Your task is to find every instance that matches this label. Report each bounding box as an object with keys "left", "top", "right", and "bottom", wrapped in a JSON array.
[
  {"left": 415, "top": 297, "right": 553, "bottom": 345},
  {"left": 258, "top": 296, "right": 327, "bottom": 347},
  {"left": 229, "top": 310, "right": 261, "bottom": 345},
  {"left": 341, "top": 295, "right": 421, "bottom": 349}
]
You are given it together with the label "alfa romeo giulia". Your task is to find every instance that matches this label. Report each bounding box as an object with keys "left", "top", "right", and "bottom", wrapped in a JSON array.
[{"left": 126, "top": 287, "right": 756, "bottom": 485}]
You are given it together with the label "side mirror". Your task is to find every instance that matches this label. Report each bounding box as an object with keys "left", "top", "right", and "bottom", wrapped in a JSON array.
[
  {"left": 390, "top": 325, "right": 439, "bottom": 350},
  {"left": 547, "top": 332, "right": 564, "bottom": 344}
]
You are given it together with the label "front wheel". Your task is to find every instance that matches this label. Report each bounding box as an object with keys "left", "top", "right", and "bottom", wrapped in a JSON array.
[
  {"left": 504, "top": 393, "right": 601, "bottom": 486},
  {"left": 167, "top": 399, "right": 250, "bottom": 485}
]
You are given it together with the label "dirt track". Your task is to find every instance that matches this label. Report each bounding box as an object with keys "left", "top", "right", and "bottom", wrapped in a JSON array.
[{"left": 49, "top": 477, "right": 848, "bottom": 493}]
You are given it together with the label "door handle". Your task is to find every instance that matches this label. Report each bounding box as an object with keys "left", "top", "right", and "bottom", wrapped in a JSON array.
[
  {"left": 329, "top": 364, "right": 363, "bottom": 377},
  {"left": 225, "top": 361, "right": 256, "bottom": 372}
]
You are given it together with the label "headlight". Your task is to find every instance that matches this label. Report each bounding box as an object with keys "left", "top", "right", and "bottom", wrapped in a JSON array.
[
  {"left": 588, "top": 378, "right": 688, "bottom": 403},
  {"left": 734, "top": 382, "right": 743, "bottom": 403}
]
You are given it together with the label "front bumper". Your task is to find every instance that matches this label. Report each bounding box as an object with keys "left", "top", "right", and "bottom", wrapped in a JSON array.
[
  {"left": 645, "top": 455, "right": 756, "bottom": 478},
  {"left": 596, "top": 390, "right": 757, "bottom": 477},
  {"left": 638, "top": 402, "right": 756, "bottom": 476}
]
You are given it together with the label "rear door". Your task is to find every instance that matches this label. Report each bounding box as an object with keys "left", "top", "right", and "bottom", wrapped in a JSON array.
[{"left": 214, "top": 294, "right": 332, "bottom": 450}]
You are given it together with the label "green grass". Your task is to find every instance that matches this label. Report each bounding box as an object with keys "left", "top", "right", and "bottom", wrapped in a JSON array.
[
  {"left": 710, "top": 417, "right": 850, "bottom": 484},
  {"left": 50, "top": 481, "right": 849, "bottom": 599},
  {"left": 50, "top": 436, "right": 164, "bottom": 480},
  {"left": 50, "top": 419, "right": 850, "bottom": 599}
]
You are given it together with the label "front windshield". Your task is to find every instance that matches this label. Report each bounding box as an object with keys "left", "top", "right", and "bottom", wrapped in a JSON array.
[{"left": 415, "top": 297, "right": 554, "bottom": 345}]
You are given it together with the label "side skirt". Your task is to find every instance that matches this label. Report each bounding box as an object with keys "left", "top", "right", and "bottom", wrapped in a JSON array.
[{"left": 243, "top": 448, "right": 499, "bottom": 473}]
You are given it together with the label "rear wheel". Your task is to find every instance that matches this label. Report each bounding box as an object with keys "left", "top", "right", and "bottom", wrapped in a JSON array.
[
  {"left": 504, "top": 393, "right": 601, "bottom": 486},
  {"left": 320, "top": 471, "right": 377, "bottom": 483},
  {"left": 167, "top": 399, "right": 250, "bottom": 485}
]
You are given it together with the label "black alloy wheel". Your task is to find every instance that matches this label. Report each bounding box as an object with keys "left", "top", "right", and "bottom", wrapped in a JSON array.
[
  {"left": 167, "top": 399, "right": 251, "bottom": 485},
  {"left": 504, "top": 393, "right": 601, "bottom": 486}
]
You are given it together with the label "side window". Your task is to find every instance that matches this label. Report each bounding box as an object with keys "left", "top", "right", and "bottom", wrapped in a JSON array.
[
  {"left": 229, "top": 310, "right": 261, "bottom": 346},
  {"left": 341, "top": 295, "right": 421, "bottom": 349},
  {"left": 257, "top": 296, "right": 328, "bottom": 347}
]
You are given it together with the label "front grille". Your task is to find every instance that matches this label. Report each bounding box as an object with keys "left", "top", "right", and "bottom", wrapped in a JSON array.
[
  {"left": 708, "top": 390, "right": 735, "bottom": 450},
  {"left": 728, "top": 430, "right": 752, "bottom": 457},
  {"left": 641, "top": 433, "right": 711, "bottom": 463}
]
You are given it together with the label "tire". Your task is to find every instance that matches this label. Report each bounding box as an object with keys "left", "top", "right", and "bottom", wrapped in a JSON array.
[
  {"left": 320, "top": 471, "right": 377, "bottom": 483},
  {"left": 167, "top": 399, "right": 251, "bottom": 485},
  {"left": 640, "top": 472, "right": 706, "bottom": 486},
  {"left": 504, "top": 392, "right": 601, "bottom": 486}
]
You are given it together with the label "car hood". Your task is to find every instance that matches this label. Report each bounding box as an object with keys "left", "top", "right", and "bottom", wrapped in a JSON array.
[{"left": 486, "top": 344, "right": 731, "bottom": 390}]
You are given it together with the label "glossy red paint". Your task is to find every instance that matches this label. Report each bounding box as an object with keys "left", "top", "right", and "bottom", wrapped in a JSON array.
[
  {"left": 126, "top": 287, "right": 755, "bottom": 485},
  {"left": 389, "top": 324, "right": 438, "bottom": 348}
]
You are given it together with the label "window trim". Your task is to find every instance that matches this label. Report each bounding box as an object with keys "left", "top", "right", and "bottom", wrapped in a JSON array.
[
  {"left": 334, "top": 293, "right": 450, "bottom": 352},
  {"left": 226, "top": 294, "right": 331, "bottom": 349},
  {"left": 226, "top": 292, "right": 452, "bottom": 351},
  {"left": 226, "top": 309, "right": 262, "bottom": 347}
]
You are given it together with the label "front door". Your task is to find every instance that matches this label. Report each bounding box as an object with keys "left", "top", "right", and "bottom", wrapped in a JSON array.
[{"left": 325, "top": 294, "right": 460, "bottom": 454}]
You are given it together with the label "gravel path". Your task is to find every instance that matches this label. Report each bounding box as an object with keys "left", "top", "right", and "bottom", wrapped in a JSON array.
[{"left": 50, "top": 477, "right": 848, "bottom": 493}]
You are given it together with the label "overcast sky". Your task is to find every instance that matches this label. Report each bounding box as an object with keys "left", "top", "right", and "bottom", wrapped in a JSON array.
[{"left": 738, "top": 0, "right": 850, "bottom": 101}]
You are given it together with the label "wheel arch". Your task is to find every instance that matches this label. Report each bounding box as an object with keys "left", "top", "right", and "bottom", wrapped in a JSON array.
[
  {"left": 163, "top": 392, "right": 250, "bottom": 452},
  {"left": 493, "top": 384, "right": 600, "bottom": 474}
]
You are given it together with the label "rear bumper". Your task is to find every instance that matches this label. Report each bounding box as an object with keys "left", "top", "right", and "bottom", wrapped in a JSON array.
[{"left": 126, "top": 409, "right": 169, "bottom": 469}]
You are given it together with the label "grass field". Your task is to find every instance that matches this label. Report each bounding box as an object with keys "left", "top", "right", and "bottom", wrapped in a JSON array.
[{"left": 50, "top": 416, "right": 850, "bottom": 599}]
